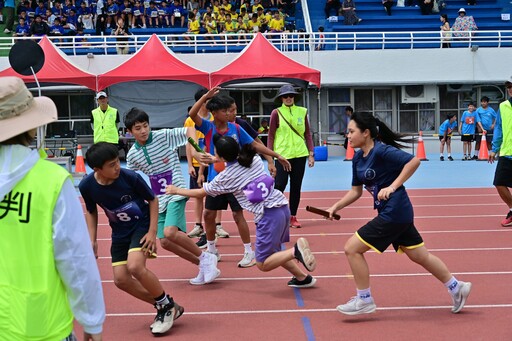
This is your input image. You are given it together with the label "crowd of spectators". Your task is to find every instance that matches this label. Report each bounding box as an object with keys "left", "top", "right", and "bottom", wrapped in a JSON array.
[{"left": 5, "top": 0, "right": 297, "bottom": 38}]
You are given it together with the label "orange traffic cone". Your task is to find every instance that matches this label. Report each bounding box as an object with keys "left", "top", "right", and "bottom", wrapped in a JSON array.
[
  {"left": 75, "top": 145, "right": 87, "bottom": 174},
  {"left": 416, "top": 131, "right": 428, "bottom": 161},
  {"left": 344, "top": 139, "right": 355, "bottom": 161},
  {"left": 478, "top": 132, "right": 489, "bottom": 161}
]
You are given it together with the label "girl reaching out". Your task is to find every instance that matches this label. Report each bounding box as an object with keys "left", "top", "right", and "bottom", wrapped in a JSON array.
[
  {"left": 166, "top": 135, "right": 317, "bottom": 288},
  {"left": 326, "top": 112, "right": 472, "bottom": 315}
]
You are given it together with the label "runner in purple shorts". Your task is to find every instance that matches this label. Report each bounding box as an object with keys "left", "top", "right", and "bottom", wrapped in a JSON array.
[{"left": 166, "top": 135, "right": 317, "bottom": 288}]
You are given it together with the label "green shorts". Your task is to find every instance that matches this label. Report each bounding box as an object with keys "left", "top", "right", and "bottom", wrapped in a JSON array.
[{"left": 158, "top": 198, "right": 188, "bottom": 238}]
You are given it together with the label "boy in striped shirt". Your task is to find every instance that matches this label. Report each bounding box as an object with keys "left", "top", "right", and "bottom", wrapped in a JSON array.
[{"left": 124, "top": 107, "right": 220, "bottom": 286}]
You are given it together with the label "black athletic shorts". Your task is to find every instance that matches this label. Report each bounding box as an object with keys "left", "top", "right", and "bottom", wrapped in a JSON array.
[
  {"left": 189, "top": 166, "right": 208, "bottom": 190},
  {"left": 111, "top": 226, "right": 156, "bottom": 266},
  {"left": 493, "top": 157, "right": 512, "bottom": 187},
  {"left": 356, "top": 215, "right": 424, "bottom": 253},
  {"left": 461, "top": 134, "right": 474, "bottom": 142},
  {"left": 205, "top": 193, "right": 242, "bottom": 211}
]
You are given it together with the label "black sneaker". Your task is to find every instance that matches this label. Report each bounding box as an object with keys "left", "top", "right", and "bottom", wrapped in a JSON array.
[
  {"left": 448, "top": 156, "right": 454, "bottom": 161},
  {"left": 294, "top": 237, "right": 316, "bottom": 272},
  {"left": 152, "top": 297, "right": 176, "bottom": 334},
  {"left": 196, "top": 233, "right": 207, "bottom": 248},
  {"left": 287, "top": 274, "right": 316, "bottom": 288},
  {"left": 471, "top": 155, "right": 478, "bottom": 160},
  {"left": 440, "top": 156, "right": 444, "bottom": 161}
]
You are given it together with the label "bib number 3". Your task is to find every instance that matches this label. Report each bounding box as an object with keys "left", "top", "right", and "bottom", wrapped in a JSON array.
[
  {"left": 149, "top": 170, "right": 173, "bottom": 194},
  {"left": 243, "top": 174, "right": 274, "bottom": 203}
]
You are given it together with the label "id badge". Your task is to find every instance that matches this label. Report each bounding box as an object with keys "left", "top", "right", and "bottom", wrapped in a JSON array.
[
  {"left": 243, "top": 174, "right": 274, "bottom": 203},
  {"left": 149, "top": 170, "right": 172, "bottom": 195}
]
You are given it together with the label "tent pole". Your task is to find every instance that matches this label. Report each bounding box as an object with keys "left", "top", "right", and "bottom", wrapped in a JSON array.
[{"left": 317, "top": 88, "right": 321, "bottom": 146}]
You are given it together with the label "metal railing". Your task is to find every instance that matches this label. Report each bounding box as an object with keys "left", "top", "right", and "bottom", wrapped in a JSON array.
[{"left": 1, "top": 30, "right": 511, "bottom": 55}]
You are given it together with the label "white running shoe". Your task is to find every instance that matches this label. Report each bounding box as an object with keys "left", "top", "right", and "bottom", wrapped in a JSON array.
[
  {"left": 215, "top": 224, "right": 230, "bottom": 238},
  {"left": 294, "top": 237, "right": 316, "bottom": 272},
  {"left": 189, "top": 268, "right": 206, "bottom": 285},
  {"left": 207, "top": 249, "right": 221, "bottom": 262},
  {"left": 336, "top": 296, "right": 377, "bottom": 315},
  {"left": 202, "top": 252, "right": 221, "bottom": 283},
  {"left": 237, "top": 250, "right": 256, "bottom": 268},
  {"left": 452, "top": 281, "right": 472, "bottom": 313},
  {"left": 188, "top": 224, "right": 204, "bottom": 238}
]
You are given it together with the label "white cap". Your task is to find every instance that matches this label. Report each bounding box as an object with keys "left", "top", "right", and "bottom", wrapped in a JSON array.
[
  {"left": 96, "top": 91, "right": 107, "bottom": 100},
  {"left": 458, "top": 7, "right": 466, "bottom": 13}
]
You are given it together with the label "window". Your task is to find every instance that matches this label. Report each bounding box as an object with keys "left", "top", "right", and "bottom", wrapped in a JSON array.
[
  {"left": 398, "top": 102, "right": 435, "bottom": 133},
  {"left": 327, "top": 88, "right": 351, "bottom": 133},
  {"left": 354, "top": 88, "right": 393, "bottom": 127}
]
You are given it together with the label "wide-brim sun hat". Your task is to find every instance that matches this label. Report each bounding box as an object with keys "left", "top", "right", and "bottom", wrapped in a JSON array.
[
  {"left": 274, "top": 84, "right": 302, "bottom": 105},
  {"left": 505, "top": 76, "right": 512, "bottom": 86},
  {"left": 0, "top": 76, "right": 57, "bottom": 143}
]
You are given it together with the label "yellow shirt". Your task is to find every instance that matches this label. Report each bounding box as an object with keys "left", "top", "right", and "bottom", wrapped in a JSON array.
[
  {"left": 184, "top": 114, "right": 213, "bottom": 167},
  {"left": 269, "top": 17, "right": 284, "bottom": 31},
  {"left": 188, "top": 19, "right": 200, "bottom": 33},
  {"left": 205, "top": 19, "right": 218, "bottom": 33},
  {"left": 224, "top": 20, "right": 237, "bottom": 32},
  {"left": 248, "top": 20, "right": 260, "bottom": 32},
  {"left": 220, "top": 3, "right": 231, "bottom": 12}
]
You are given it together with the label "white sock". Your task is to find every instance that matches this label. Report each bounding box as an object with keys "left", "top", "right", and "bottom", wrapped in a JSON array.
[
  {"left": 199, "top": 251, "right": 208, "bottom": 261},
  {"left": 440, "top": 153, "right": 443, "bottom": 157},
  {"left": 155, "top": 293, "right": 170, "bottom": 306},
  {"left": 444, "top": 276, "right": 459, "bottom": 295},
  {"left": 357, "top": 288, "right": 372, "bottom": 303},
  {"left": 207, "top": 240, "right": 217, "bottom": 253},
  {"left": 448, "top": 154, "right": 451, "bottom": 157},
  {"left": 243, "top": 243, "right": 252, "bottom": 253}
]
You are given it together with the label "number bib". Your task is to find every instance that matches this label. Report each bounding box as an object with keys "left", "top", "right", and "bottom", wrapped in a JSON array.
[
  {"left": 365, "top": 184, "right": 381, "bottom": 209},
  {"left": 149, "top": 170, "right": 172, "bottom": 195},
  {"left": 465, "top": 116, "right": 475, "bottom": 125},
  {"left": 243, "top": 174, "right": 274, "bottom": 203},
  {"left": 104, "top": 201, "right": 143, "bottom": 224}
]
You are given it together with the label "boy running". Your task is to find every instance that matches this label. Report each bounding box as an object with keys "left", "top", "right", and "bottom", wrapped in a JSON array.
[
  {"left": 79, "top": 142, "right": 183, "bottom": 335},
  {"left": 124, "top": 108, "right": 220, "bottom": 286}
]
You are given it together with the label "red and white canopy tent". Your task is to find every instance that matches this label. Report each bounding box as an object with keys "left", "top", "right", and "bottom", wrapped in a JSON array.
[
  {"left": 0, "top": 36, "right": 97, "bottom": 90},
  {"left": 97, "top": 34, "right": 210, "bottom": 90},
  {"left": 210, "top": 32, "right": 321, "bottom": 89}
]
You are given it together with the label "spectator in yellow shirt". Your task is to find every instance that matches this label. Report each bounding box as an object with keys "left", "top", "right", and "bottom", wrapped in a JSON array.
[
  {"left": 247, "top": 13, "right": 261, "bottom": 32},
  {"left": 269, "top": 11, "right": 284, "bottom": 32}
]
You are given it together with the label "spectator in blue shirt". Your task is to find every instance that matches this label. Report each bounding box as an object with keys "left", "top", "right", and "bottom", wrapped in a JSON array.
[
  {"left": 35, "top": 1, "right": 47, "bottom": 19},
  {"left": 158, "top": 0, "right": 170, "bottom": 27},
  {"left": 146, "top": 1, "right": 160, "bottom": 28},
  {"left": 119, "top": 0, "right": 133, "bottom": 25},
  {"left": 474, "top": 96, "right": 497, "bottom": 159},
  {"left": 438, "top": 113, "right": 457, "bottom": 161},
  {"left": 49, "top": 16, "right": 65, "bottom": 37},
  {"left": 170, "top": 0, "right": 186, "bottom": 27},
  {"left": 131, "top": 0, "right": 146, "bottom": 28},
  {"left": 106, "top": 0, "right": 120, "bottom": 28},
  {"left": 459, "top": 102, "right": 482, "bottom": 160},
  {"left": 13, "top": 17, "right": 30, "bottom": 36},
  {"left": 52, "top": 1, "right": 65, "bottom": 20}
]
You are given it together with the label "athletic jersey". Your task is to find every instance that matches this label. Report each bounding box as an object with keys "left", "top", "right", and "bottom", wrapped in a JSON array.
[
  {"left": 196, "top": 119, "right": 254, "bottom": 181},
  {"left": 126, "top": 129, "right": 188, "bottom": 213},
  {"left": 460, "top": 110, "right": 478, "bottom": 135},
  {"left": 352, "top": 141, "right": 414, "bottom": 223},
  {"left": 475, "top": 106, "right": 497, "bottom": 131},
  {"left": 203, "top": 156, "right": 288, "bottom": 222},
  {"left": 439, "top": 119, "right": 457, "bottom": 136},
  {"left": 185, "top": 112, "right": 213, "bottom": 167},
  {"left": 79, "top": 168, "right": 153, "bottom": 242}
]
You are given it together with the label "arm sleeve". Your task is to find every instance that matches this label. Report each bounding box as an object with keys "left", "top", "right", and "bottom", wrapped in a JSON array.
[
  {"left": 304, "top": 113, "right": 314, "bottom": 152},
  {"left": 492, "top": 109, "right": 502, "bottom": 153},
  {"left": 53, "top": 178, "right": 105, "bottom": 335},
  {"left": 267, "top": 109, "right": 279, "bottom": 149}
]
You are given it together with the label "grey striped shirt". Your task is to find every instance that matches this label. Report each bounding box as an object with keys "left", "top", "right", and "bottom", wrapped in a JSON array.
[
  {"left": 126, "top": 128, "right": 187, "bottom": 213},
  {"left": 203, "top": 156, "right": 288, "bottom": 223}
]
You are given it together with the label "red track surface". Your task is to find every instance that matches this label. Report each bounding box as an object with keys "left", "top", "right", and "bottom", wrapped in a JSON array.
[{"left": 75, "top": 187, "right": 512, "bottom": 340}]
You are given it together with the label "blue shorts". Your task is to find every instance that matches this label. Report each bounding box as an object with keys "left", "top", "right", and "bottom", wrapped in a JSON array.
[
  {"left": 158, "top": 198, "right": 188, "bottom": 238},
  {"left": 255, "top": 205, "right": 291, "bottom": 263}
]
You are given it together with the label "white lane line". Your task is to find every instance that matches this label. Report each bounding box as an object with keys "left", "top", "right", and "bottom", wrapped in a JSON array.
[
  {"left": 99, "top": 271, "right": 512, "bottom": 283},
  {"left": 105, "top": 304, "right": 512, "bottom": 317}
]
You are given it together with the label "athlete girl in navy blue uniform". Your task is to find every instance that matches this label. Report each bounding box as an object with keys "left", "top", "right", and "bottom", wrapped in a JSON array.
[{"left": 326, "top": 112, "right": 472, "bottom": 316}]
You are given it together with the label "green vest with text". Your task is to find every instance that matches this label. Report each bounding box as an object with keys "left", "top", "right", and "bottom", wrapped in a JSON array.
[
  {"left": 499, "top": 100, "right": 512, "bottom": 156},
  {"left": 274, "top": 104, "right": 309, "bottom": 159},
  {"left": 92, "top": 105, "right": 119, "bottom": 144},
  {"left": 0, "top": 159, "right": 74, "bottom": 340}
]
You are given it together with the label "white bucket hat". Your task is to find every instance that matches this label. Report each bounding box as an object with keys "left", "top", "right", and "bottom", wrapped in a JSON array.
[{"left": 0, "top": 77, "right": 57, "bottom": 142}]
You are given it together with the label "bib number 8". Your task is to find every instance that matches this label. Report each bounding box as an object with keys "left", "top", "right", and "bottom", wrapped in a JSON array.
[{"left": 117, "top": 212, "right": 131, "bottom": 222}]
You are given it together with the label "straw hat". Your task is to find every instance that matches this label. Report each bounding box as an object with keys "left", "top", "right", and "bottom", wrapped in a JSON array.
[
  {"left": 0, "top": 77, "right": 57, "bottom": 142},
  {"left": 274, "top": 84, "right": 302, "bottom": 105}
]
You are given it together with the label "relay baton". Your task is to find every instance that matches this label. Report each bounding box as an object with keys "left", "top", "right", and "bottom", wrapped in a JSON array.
[
  {"left": 188, "top": 137, "right": 205, "bottom": 153},
  {"left": 306, "top": 206, "right": 341, "bottom": 220}
]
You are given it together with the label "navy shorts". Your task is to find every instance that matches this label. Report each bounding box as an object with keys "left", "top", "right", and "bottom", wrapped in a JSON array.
[
  {"left": 493, "top": 157, "right": 512, "bottom": 188},
  {"left": 189, "top": 166, "right": 208, "bottom": 190},
  {"left": 111, "top": 226, "right": 156, "bottom": 266},
  {"left": 205, "top": 193, "right": 242, "bottom": 211},
  {"left": 356, "top": 215, "right": 424, "bottom": 254}
]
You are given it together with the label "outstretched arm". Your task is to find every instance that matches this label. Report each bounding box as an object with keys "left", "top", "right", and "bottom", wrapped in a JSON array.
[
  {"left": 188, "top": 87, "right": 220, "bottom": 127},
  {"left": 166, "top": 185, "right": 208, "bottom": 198},
  {"left": 326, "top": 185, "right": 363, "bottom": 219}
]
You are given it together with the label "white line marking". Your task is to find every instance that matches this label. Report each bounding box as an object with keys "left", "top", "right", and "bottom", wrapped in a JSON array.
[{"left": 105, "top": 304, "right": 512, "bottom": 317}]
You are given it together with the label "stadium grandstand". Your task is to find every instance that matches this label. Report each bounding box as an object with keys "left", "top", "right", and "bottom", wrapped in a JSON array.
[{"left": 1, "top": 0, "right": 511, "bottom": 157}]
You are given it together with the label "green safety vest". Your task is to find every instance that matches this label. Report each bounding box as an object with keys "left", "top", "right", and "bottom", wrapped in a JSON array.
[
  {"left": 92, "top": 105, "right": 119, "bottom": 144},
  {"left": 273, "top": 104, "right": 309, "bottom": 159},
  {"left": 0, "top": 158, "right": 74, "bottom": 340},
  {"left": 499, "top": 100, "right": 512, "bottom": 157}
]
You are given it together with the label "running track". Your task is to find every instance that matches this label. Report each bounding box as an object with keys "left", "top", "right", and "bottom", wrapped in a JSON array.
[{"left": 75, "top": 187, "right": 512, "bottom": 340}]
